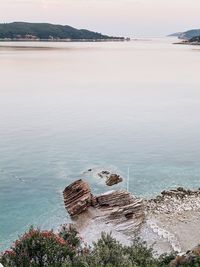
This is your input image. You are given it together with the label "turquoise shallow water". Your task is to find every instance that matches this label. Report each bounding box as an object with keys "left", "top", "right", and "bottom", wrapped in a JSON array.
[{"left": 0, "top": 38, "right": 200, "bottom": 250}]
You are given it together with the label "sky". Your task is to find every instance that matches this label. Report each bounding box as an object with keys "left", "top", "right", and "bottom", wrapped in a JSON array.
[{"left": 0, "top": 0, "right": 199, "bottom": 37}]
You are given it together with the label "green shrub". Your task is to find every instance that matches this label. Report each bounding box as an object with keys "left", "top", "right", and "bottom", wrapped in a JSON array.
[
  {"left": 59, "top": 224, "right": 81, "bottom": 249},
  {"left": 157, "top": 252, "right": 177, "bottom": 266},
  {"left": 0, "top": 226, "right": 76, "bottom": 267},
  {"left": 88, "top": 232, "right": 132, "bottom": 267},
  {"left": 124, "top": 237, "right": 155, "bottom": 267},
  {"left": 1, "top": 227, "right": 194, "bottom": 267}
]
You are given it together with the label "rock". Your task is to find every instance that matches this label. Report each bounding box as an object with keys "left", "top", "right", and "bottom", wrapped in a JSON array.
[
  {"left": 97, "top": 171, "right": 123, "bottom": 186},
  {"left": 102, "top": 171, "right": 110, "bottom": 175},
  {"left": 105, "top": 174, "right": 123, "bottom": 186},
  {"left": 170, "top": 255, "right": 191, "bottom": 267},
  {"left": 191, "top": 245, "right": 200, "bottom": 256},
  {"left": 177, "top": 187, "right": 185, "bottom": 192},
  {"left": 63, "top": 181, "right": 200, "bottom": 255},
  {"left": 96, "top": 191, "right": 135, "bottom": 207},
  {"left": 96, "top": 191, "right": 145, "bottom": 233},
  {"left": 147, "top": 186, "right": 200, "bottom": 216},
  {"left": 170, "top": 246, "right": 200, "bottom": 267},
  {"left": 63, "top": 179, "right": 92, "bottom": 217},
  {"left": 98, "top": 173, "right": 103, "bottom": 178},
  {"left": 63, "top": 180, "right": 145, "bottom": 236}
]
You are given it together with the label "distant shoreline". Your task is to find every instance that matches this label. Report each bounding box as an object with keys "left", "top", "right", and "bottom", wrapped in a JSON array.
[
  {"left": 174, "top": 40, "right": 200, "bottom": 46},
  {"left": 0, "top": 38, "right": 129, "bottom": 43},
  {"left": 0, "top": 22, "right": 128, "bottom": 42}
]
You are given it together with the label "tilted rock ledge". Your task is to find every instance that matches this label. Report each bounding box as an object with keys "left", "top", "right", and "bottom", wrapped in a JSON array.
[
  {"left": 63, "top": 179, "right": 145, "bottom": 237},
  {"left": 63, "top": 180, "right": 200, "bottom": 256}
]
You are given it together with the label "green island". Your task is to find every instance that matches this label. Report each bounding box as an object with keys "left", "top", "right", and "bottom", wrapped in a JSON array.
[
  {"left": 0, "top": 22, "right": 126, "bottom": 42},
  {"left": 169, "top": 28, "right": 200, "bottom": 45}
]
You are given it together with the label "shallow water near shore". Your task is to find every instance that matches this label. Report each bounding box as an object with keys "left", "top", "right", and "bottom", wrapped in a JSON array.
[{"left": 0, "top": 38, "right": 200, "bottom": 250}]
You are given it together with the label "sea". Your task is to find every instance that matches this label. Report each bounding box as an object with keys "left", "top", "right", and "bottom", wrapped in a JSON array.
[{"left": 0, "top": 38, "right": 200, "bottom": 250}]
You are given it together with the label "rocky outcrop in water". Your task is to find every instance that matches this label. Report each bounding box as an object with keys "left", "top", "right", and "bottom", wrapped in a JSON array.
[
  {"left": 63, "top": 179, "right": 93, "bottom": 217},
  {"left": 106, "top": 174, "right": 123, "bottom": 186},
  {"left": 63, "top": 179, "right": 145, "bottom": 235},
  {"left": 97, "top": 171, "right": 123, "bottom": 186}
]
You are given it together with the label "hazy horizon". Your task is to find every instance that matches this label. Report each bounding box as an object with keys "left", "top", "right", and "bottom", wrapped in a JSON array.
[{"left": 0, "top": 0, "right": 199, "bottom": 37}]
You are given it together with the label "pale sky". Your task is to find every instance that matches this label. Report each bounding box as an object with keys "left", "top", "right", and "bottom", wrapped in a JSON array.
[{"left": 0, "top": 0, "right": 199, "bottom": 37}]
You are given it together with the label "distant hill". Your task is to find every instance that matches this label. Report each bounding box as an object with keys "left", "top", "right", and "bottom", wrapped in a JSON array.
[
  {"left": 179, "top": 29, "right": 200, "bottom": 40},
  {"left": 167, "top": 32, "right": 182, "bottom": 37},
  {"left": 189, "top": 36, "right": 200, "bottom": 43},
  {"left": 169, "top": 29, "right": 200, "bottom": 40},
  {"left": 0, "top": 22, "right": 125, "bottom": 41}
]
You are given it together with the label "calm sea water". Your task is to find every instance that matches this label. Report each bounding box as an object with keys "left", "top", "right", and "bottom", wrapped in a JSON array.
[{"left": 0, "top": 38, "right": 200, "bottom": 250}]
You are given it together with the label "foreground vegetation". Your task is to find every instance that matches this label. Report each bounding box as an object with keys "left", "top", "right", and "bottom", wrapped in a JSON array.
[{"left": 1, "top": 225, "right": 200, "bottom": 267}]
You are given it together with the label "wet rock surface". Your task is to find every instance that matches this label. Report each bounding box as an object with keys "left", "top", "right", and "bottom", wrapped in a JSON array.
[
  {"left": 97, "top": 171, "right": 123, "bottom": 186},
  {"left": 83, "top": 168, "right": 123, "bottom": 186},
  {"left": 106, "top": 174, "right": 123, "bottom": 186}
]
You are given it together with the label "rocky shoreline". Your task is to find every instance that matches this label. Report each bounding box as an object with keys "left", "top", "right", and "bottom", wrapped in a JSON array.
[
  {"left": 63, "top": 179, "right": 200, "bottom": 259},
  {"left": 144, "top": 187, "right": 200, "bottom": 255}
]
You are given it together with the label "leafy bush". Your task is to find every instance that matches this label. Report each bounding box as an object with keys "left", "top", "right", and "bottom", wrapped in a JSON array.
[
  {"left": 124, "top": 237, "right": 155, "bottom": 267},
  {"left": 0, "top": 227, "right": 193, "bottom": 267},
  {"left": 87, "top": 232, "right": 131, "bottom": 267},
  {"left": 0, "top": 226, "right": 78, "bottom": 267},
  {"left": 59, "top": 224, "right": 81, "bottom": 249}
]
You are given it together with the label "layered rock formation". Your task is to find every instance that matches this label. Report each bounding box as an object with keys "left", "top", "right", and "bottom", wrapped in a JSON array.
[
  {"left": 63, "top": 180, "right": 200, "bottom": 256},
  {"left": 95, "top": 191, "right": 145, "bottom": 234},
  {"left": 63, "top": 179, "right": 92, "bottom": 217},
  {"left": 63, "top": 179, "right": 145, "bottom": 236}
]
